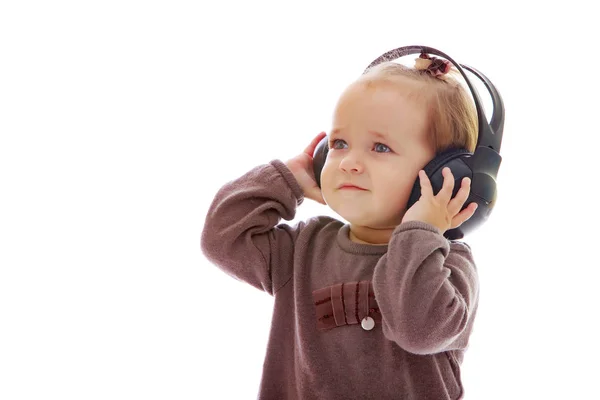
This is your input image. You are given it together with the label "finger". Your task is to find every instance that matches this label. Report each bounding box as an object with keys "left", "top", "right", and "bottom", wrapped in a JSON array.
[
  {"left": 304, "top": 131, "right": 327, "bottom": 156},
  {"left": 451, "top": 202, "right": 478, "bottom": 229},
  {"left": 437, "top": 167, "right": 455, "bottom": 204},
  {"left": 448, "top": 176, "right": 471, "bottom": 215},
  {"left": 418, "top": 170, "right": 433, "bottom": 197}
]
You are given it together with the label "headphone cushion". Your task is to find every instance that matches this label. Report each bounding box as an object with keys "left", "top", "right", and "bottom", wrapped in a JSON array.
[
  {"left": 422, "top": 147, "right": 472, "bottom": 176},
  {"left": 406, "top": 147, "right": 473, "bottom": 211}
]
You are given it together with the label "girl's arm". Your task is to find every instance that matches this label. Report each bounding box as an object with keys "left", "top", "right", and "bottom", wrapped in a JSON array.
[
  {"left": 200, "top": 160, "right": 306, "bottom": 296},
  {"left": 372, "top": 220, "right": 480, "bottom": 355}
]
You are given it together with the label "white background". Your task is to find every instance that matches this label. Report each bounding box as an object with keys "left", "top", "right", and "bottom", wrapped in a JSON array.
[{"left": 1, "top": 1, "right": 599, "bottom": 399}]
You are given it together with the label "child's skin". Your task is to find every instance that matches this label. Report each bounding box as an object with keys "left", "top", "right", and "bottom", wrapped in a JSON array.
[{"left": 286, "top": 76, "right": 478, "bottom": 245}]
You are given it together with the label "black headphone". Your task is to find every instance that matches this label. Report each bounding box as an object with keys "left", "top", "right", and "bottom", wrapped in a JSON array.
[{"left": 312, "top": 45, "right": 505, "bottom": 240}]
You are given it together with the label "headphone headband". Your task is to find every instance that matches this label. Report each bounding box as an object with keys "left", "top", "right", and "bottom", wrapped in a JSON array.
[{"left": 364, "top": 45, "right": 505, "bottom": 173}]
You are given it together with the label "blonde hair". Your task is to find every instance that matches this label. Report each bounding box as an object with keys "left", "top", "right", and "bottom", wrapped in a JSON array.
[{"left": 357, "top": 61, "right": 478, "bottom": 154}]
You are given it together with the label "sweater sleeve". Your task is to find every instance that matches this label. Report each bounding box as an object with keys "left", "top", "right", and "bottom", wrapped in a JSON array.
[
  {"left": 372, "top": 220, "right": 480, "bottom": 355},
  {"left": 200, "top": 159, "right": 306, "bottom": 296}
]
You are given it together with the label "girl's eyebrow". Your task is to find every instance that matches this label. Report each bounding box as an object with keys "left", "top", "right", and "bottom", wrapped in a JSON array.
[
  {"left": 331, "top": 128, "right": 395, "bottom": 142},
  {"left": 332, "top": 129, "right": 399, "bottom": 147},
  {"left": 368, "top": 130, "right": 394, "bottom": 142}
]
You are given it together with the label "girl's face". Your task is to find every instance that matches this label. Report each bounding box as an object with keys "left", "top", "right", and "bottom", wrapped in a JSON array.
[{"left": 320, "top": 78, "right": 436, "bottom": 244}]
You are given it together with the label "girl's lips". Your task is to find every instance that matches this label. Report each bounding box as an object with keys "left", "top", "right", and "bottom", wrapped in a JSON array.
[{"left": 339, "top": 185, "right": 367, "bottom": 190}]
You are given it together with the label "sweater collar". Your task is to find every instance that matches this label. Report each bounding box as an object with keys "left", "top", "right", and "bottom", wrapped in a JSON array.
[{"left": 336, "top": 224, "right": 389, "bottom": 255}]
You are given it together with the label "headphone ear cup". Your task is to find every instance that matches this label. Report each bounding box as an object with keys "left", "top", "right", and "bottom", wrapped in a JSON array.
[
  {"left": 407, "top": 148, "right": 473, "bottom": 211},
  {"left": 312, "top": 135, "right": 329, "bottom": 189}
]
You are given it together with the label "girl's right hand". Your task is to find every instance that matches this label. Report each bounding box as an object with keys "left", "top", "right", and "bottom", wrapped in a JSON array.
[{"left": 285, "top": 131, "right": 328, "bottom": 205}]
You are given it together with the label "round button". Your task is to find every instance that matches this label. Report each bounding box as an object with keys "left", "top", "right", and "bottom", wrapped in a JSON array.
[{"left": 361, "top": 316, "right": 375, "bottom": 331}]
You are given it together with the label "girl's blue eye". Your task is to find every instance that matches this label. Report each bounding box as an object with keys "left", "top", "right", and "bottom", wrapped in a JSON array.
[
  {"left": 330, "top": 139, "right": 346, "bottom": 149},
  {"left": 330, "top": 139, "right": 392, "bottom": 153},
  {"left": 374, "top": 143, "right": 391, "bottom": 153}
]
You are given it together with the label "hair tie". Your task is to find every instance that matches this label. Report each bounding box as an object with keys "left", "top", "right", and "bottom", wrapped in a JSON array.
[{"left": 414, "top": 52, "right": 452, "bottom": 78}]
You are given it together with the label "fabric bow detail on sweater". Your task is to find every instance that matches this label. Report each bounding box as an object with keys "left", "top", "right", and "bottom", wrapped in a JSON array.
[{"left": 312, "top": 280, "right": 382, "bottom": 331}]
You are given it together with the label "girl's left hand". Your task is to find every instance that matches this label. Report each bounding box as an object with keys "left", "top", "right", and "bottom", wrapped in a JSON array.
[{"left": 401, "top": 167, "right": 479, "bottom": 234}]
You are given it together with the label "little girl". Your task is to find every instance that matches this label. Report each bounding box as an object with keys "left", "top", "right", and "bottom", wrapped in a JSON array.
[{"left": 201, "top": 51, "right": 480, "bottom": 399}]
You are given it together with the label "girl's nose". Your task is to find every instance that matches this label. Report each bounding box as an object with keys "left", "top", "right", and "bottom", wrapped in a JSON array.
[{"left": 339, "top": 155, "right": 364, "bottom": 173}]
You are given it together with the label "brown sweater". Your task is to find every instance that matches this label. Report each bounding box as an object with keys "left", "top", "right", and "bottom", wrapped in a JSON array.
[{"left": 200, "top": 159, "right": 480, "bottom": 400}]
